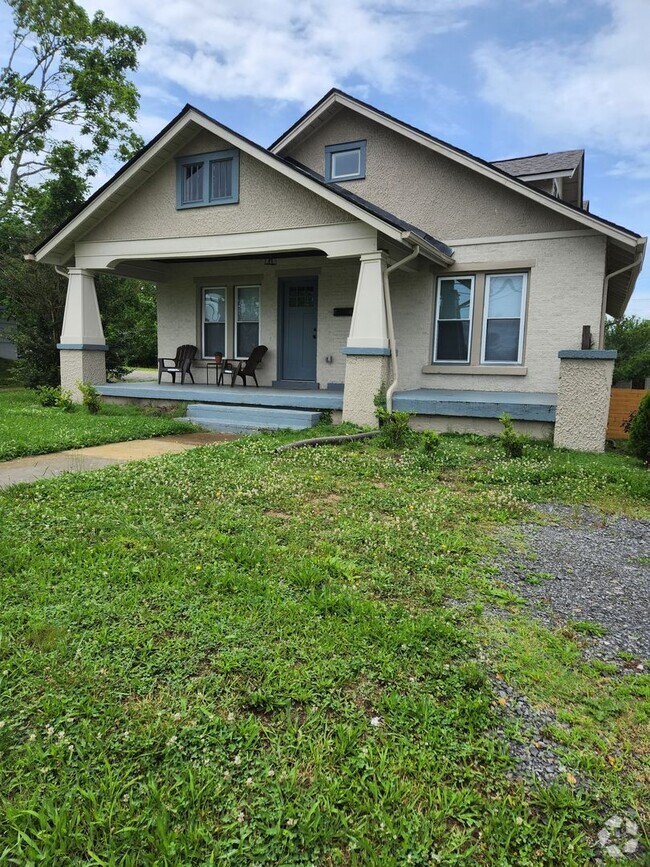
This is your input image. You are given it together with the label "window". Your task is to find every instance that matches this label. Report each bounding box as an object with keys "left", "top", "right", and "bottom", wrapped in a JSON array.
[
  {"left": 324, "top": 140, "right": 366, "bottom": 182},
  {"left": 433, "top": 276, "right": 474, "bottom": 362},
  {"left": 431, "top": 271, "right": 528, "bottom": 367},
  {"left": 235, "top": 285, "right": 260, "bottom": 358},
  {"left": 176, "top": 149, "right": 239, "bottom": 208},
  {"left": 202, "top": 287, "right": 226, "bottom": 358},
  {"left": 481, "top": 273, "right": 527, "bottom": 364}
]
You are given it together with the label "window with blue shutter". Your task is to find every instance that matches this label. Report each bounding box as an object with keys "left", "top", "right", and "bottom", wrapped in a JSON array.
[{"left": 176, "top": 149, "right": 239, "bottom": 208}]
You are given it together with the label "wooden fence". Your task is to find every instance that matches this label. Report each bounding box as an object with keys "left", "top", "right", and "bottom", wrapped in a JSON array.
[{"left": 607, "top": 388, "right": 649, "bottom": 439}]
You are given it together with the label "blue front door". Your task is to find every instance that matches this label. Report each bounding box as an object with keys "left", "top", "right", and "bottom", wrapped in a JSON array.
[{"left": 279, "top": 277, "right": 317, "bottom": 383}]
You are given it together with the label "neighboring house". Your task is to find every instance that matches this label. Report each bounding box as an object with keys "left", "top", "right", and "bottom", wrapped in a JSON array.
[
  {"left": 29, "top": 89, "right": 646, "bottom": 451},
  {"left": 0, "top": 305, "right": 18, "bottom": 360}
]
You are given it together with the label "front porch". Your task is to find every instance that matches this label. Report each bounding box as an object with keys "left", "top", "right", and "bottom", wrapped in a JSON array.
[{"left": 98, "top": 381, "right": 343, "bottom": 411}]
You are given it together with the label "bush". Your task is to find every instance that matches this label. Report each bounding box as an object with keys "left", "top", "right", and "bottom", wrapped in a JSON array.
[
  {"left": 56, "top": 389, "right": 75, "bottom": 412},
  {"left": 627, "top": 393, "right": 650, "bottom": 465},
  {"left": 373, "top": 382, "right": 387, "bottom": 413},
  {"left": 499, "top": 413, "right": 527, "bottom": 458},
  {"left": 77, "top": 381, "right": 102, "bottom": 414},
  {"left": 36, "top": 385, "right": 61, "bottom": 407},
  {"left": 376, "top": 407, "right": 412, "bottom": 448},
  {"left": 421, "top": 430, "right": 441, "bottom": 453}
]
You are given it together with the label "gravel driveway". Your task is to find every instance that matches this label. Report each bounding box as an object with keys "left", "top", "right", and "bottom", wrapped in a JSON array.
[{"left": 494, "top": 504, "right": 650, "bottom": 668}]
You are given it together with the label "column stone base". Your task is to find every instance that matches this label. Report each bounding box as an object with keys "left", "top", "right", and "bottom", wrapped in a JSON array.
[
  {"left": 342, "top": 354, "right": 390, "bottom": 427},
  {"left": 60, "top": 349, "right": 107, "bottom": 402},
  {"left": 553, "top": 350, "right": 616, "bottom": 452}
]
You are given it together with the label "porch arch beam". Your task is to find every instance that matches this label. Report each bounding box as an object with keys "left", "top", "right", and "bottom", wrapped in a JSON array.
[{"left": 74, "top": 223, "right": 380, "bottom": 271}]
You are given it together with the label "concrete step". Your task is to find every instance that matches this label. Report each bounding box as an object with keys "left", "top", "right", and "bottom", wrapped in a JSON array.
[{"left": 183, "top": 403, "right": 321, "bottom": 433}]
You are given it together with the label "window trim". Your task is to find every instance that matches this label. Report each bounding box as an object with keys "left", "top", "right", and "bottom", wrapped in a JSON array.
[
  {"left": 480, "top": 272, "right": 528, "bottom": 365},
  {"left": 176, "top": 149, "right": 239, "bottom": 209},
  {"left": 234, "top": 284, "right": 261, "bottom": 359},
  {"left": 432, "top": 275, "right": 475, "bottom": 364},
  {"left": 201, "top": 286, "right": 228, "bottom": 360},
  {"left": 324, "top": 140, "right": 367, "bottom": 182}
]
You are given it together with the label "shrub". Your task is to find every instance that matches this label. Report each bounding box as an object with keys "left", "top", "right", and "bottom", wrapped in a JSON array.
[
  {"left": 376, "top": 407, "right": 412, "bottom": 448},
  {"left": 319, "top": 409, "right": 333, "bottom": 425},
  {"left": 56, "top": 389, "right": 75, "bottom": 412},
  {"left": 421, "top": 430, "right": 441, "bottom": 453},
  {"left": 499, "top": 413, "right": 527, "bottom": 459},
  {"left": 373, "top": 382, "right": 387, "bottom": 413},
  {"left": 627, "top": 393, "right": 650, "bottom": 466},
  {"left": 36, "top": 385, "right": 61, "bottom": 407},
  {"left": 77, "top": 381, "right": 102, "bottom": 414}
]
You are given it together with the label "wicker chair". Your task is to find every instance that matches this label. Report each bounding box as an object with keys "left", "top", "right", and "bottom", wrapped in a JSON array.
[{"left": 158, "top": 344, "right": 197, "bottom": 384}]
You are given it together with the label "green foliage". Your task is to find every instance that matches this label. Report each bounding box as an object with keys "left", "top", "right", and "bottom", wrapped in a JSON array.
[
  {"left": 0, "top": 0, "right": 149, "bottom": 387},
  {"left": 0, "top": 428, "right": 647, "bottom": 862},
  {"left": 36, "top": 384, "right": 61, "bottom": 407},
  {"left": 373, "top": 381, "right": 387, "bottom": 412},
  {"left": 319, "top": 408, "right": 333, "bottom": 425},
  {"left": 627, "top": 392, "right": 650, "bottom": 465},
  {"left": 77, "top": 381, "right": 101, "bottom": 414},
  {"left": 0, "top": 389, "right": 191, "bottom": 460},
  {"left": 375, "top": 407, "right": 412, "bottom": 448},
  {"left": 421, "top": 429, "right": 441, "bottom": 454},
  {"left": 605, "top": 315, "right": 650, "bottom": 386},
  {"left": 56, "top": 388, "right": 75, "bottom": 412},
  {"left": 0, "top": 0, "right": 145, "bottom": 211},
  {"left": 499, "top": 413, "right": 527, "bottom": 459}
]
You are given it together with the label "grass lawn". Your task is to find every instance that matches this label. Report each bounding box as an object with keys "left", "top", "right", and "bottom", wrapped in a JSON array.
[
  {"left": 0, "top": 388, "right": 192, "bottom": 461},
  {"left": 0, "top": 429, "right": 648, "bottom": 864}
]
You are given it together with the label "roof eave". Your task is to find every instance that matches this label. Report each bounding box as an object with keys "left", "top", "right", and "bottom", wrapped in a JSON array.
[
  {"left": 31, "top": 104, "right": 452, "bottom": 268},
  {"left": 271, "top": 91, "right": 639, "bottom": 248}
]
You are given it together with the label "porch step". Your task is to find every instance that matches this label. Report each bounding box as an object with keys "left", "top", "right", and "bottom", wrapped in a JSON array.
[{"left": 184, "top": 403, "right": 321, "bottom": 433}]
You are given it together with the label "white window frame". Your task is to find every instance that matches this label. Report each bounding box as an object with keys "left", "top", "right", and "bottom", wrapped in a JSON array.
[
  {"left": 201, "top": 286, "right": 228, "bottom": 360},
  {"left": 432, "top": 275, "right": 475, "bottom": 364},
  {"left": 324, "top": 140, "right": 367, "bottom": 182},
  {"left": 234, "top": 285, "right": 261, "bottom": 359},
  {"left": 480, "top": 272, "right": 527, "bottom": 365}
]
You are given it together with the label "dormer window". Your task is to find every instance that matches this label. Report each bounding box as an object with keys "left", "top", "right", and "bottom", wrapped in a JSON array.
[
  {"left": 176, "top": 149, "right": 239, "bottom": 208},
  {"left": 324, "top": 140, "right": 366, "bottom": 182}
]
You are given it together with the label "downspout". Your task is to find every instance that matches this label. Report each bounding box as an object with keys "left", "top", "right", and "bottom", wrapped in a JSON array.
[
  {"left": 599, "top": 253, "right": 644, "bottom": 348},
  {"left": 385, "top": 244, "right": 420, "bottom": 412},
  {"left": 54, "top": 265, "right": 69, "bottom": 280}
]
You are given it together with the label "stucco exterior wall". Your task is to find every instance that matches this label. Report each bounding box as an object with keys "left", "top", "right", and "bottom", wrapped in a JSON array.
[
  {"left": 409, "top": 415, "right": 553, "bottom": 439},
  {"left": 390, "top": 233, "right": 607, "bottom": 395},
  {"left": 553, "top": 356, "right": 615, "bottom": 452},
  {"left": 286, "top": 107, "right": 582, "bottom": 240},
  {"left": 343, "top": 355, "right": 389, "bottom": 425},
  {"left": 60, "top": 349, "right": 106, "bottom": 400},
  {"left": 156, "top": 256, "right": 359, "bottom": 388},
  {"left": 82, "top": 130, "right": 350, "bottom": 244}
]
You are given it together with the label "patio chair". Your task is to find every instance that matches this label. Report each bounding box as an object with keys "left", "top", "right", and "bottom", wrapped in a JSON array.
[
  {"left": 158, "top": 344, "right": 197, "bottom": 384},
  {"left": 225, "top": 345, "right": 268, "bottom": 387}
]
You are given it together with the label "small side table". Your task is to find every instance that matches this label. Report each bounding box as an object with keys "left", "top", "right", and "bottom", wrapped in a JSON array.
[{"left": 206, "top": 361, "right": 225, "bottom": 385}]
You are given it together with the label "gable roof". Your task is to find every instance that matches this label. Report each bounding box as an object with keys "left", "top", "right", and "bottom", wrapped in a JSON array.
[
  {"left": 492, "top": 150, "right": 583, "bottom": 179},
  {"left": 30, "top": 104, "right": 453, "bottom": 267},
  {"left": 270, "top": 88, "right": 642, "bottom": 249}
]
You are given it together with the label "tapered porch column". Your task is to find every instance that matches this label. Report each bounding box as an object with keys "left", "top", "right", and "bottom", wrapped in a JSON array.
[
  {"left": 342, "top": 251, "right": 391, "bottom": 426},
  {"left": 57, "top": 268, "right": 107, "bottom": 401}
]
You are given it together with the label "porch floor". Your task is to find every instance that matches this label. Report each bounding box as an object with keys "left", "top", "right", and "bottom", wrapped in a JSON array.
[{"left": 97, "top": 382, "right": 343, "bottom": 411}]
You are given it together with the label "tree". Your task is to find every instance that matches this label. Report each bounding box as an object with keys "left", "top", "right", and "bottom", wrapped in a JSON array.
[
  {"left": 0, "top": 0, "right": 145, "bottom": 213},
  {"left": 0, "top": 0, "right": 150, "bottom": 386},
  {"left": 605, "top": 316, "right": 650, "bottom": 387}
]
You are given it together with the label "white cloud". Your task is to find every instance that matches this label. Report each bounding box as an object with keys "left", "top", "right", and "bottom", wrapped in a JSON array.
[
  {"left": 78, "top": 0, "right": 488, "bottom": 107},
  {"left": 474, "top": 0, "right": 650, "bottom": 174}
]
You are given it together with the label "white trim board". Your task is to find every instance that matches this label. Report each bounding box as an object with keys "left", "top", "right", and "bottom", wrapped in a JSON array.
[{"left": 33, "top": 108, "right": 452, "bottom": 268}]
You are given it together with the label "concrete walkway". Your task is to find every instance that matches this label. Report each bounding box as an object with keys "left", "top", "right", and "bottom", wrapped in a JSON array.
[{"left": 0, "top": 432, "right": 237, "bottom": 488}]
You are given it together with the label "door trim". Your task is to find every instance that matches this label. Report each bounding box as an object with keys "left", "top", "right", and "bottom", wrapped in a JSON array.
[{"left": 274, "top": 276, "right": 319, "bottom": 388}]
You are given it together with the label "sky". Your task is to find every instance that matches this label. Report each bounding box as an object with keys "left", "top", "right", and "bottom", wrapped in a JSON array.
[{"left": 2, "top": 0, "right": 649, "bottom": 316}]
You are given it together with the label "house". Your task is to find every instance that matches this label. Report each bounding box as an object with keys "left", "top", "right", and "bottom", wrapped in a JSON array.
[{"left": 28, "top": 89, "right": 646, "bottom": 451}]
